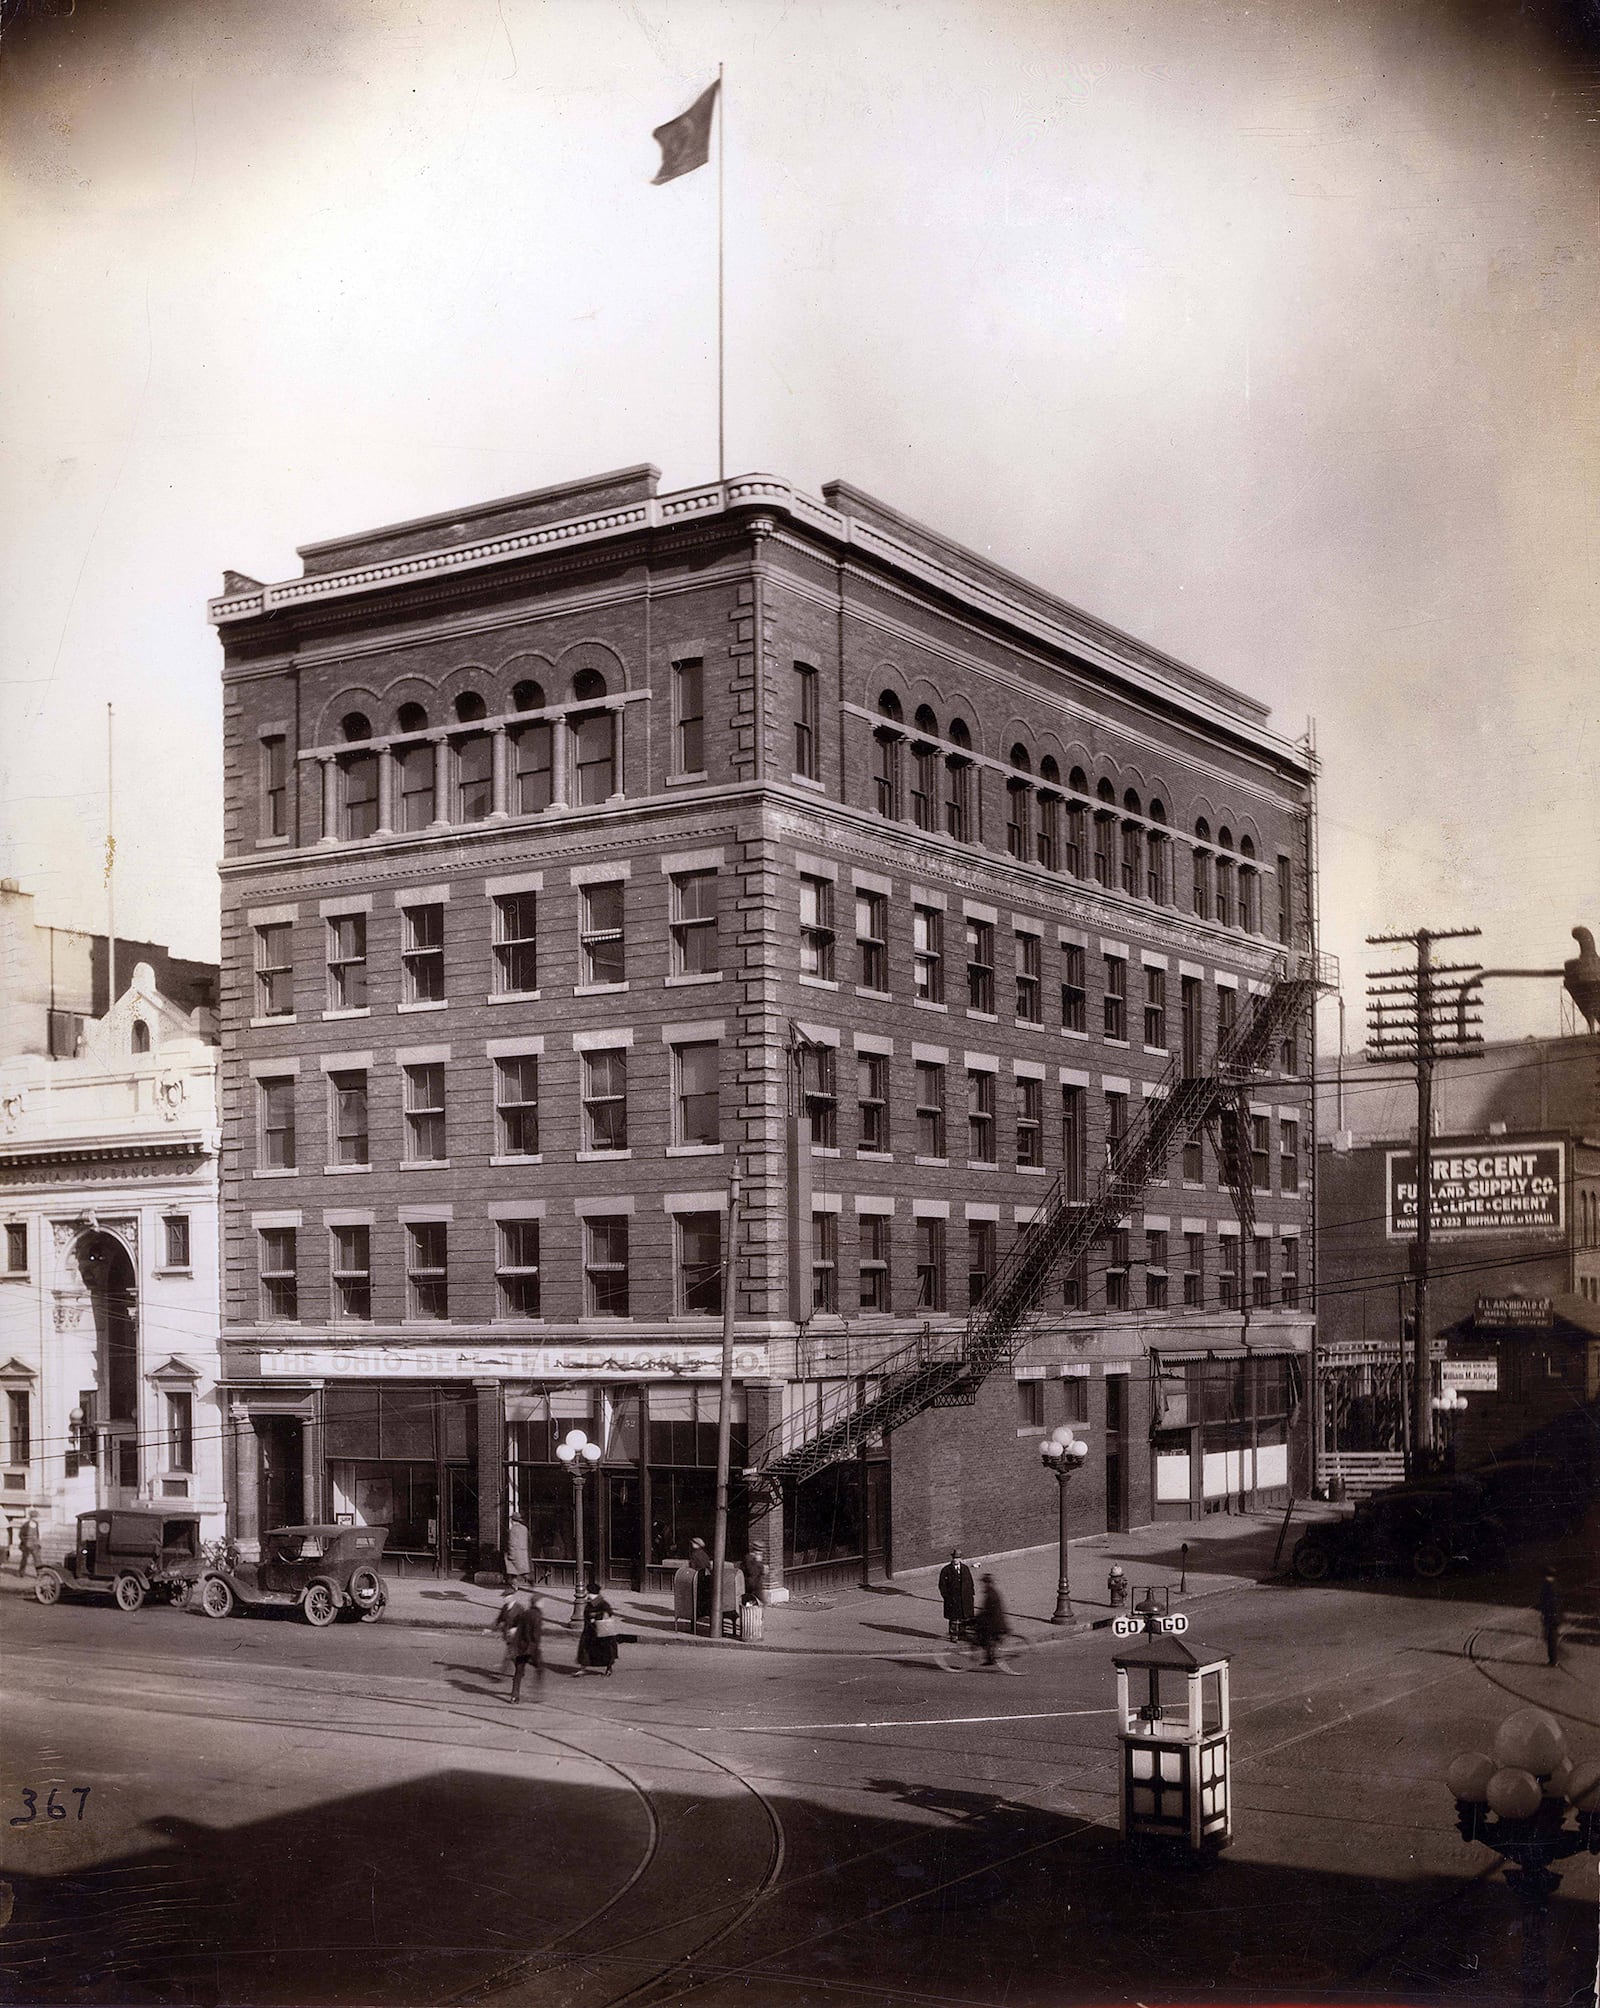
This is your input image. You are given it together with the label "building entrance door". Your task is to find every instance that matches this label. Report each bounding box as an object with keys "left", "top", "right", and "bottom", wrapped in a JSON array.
[
  {"left": 1104, "top": 1377, "right": 1128, "bottom": 1533},
  {"left": 257, "top": 1416, "right": 304, "bottom": 1532},
  {"left": 605, "top": 1472, "right": 640, "bottom": 1587},
  {"left": 445, "top": 1468, "right": 478, "bottom": 1575}
]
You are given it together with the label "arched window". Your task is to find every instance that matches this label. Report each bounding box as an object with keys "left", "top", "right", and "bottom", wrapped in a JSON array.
[
  {"left": 1092, "top": 780, "right": 1116, "bottom": 888},
  {"left": 511, "top": 679, "right": 545, "bottom": 713},
  {"left": 337, "top": 712, "right": 380, "bottom": 837},
  {"left": 454, "top": 692, "right": 487, "bottom": 723},
  {"left": 572, "top": 668, "right": 608, "bottom": 703},
  {"left": 1238, "top": 834, "right": 1260, "bottom": 932},
  {"left": 131, "top": 1019, "right": 151, "bottom": 1055},
  {"left": 910, "top": 707, "right": 940, "bottom": 832},
  {"left": 1192, "top": 819, "right": 1213, "bottom": 919},
  {"left": 877, "top": 691, "right": 903, "bottom": 723},
  {"left": 1036, "top": 757, "right": 1062, "bottom": 871},
  {"left": 872, "top": 693, "right": 904, "bottom": 819},
  {"left": 1120, "top": 789, "right": 1144, "bottom": 896},
  {"left": 1215, "top": 828, "right": 1237, "bottom": 928},
  {"left": 1147, "top": 801, "right": 1169, "bottom": 904},
  {"left": 396, "top": 702, "right": 429, "bottom": 733},
  {"left": 339, "top": 712, "right": 372, "bottom": 743},
  {"left": 945, "top": 719, "right": 973, "bottom": 842},
  {"left": 1006, "top": 746, "right": 1033, "bottom": 862}
]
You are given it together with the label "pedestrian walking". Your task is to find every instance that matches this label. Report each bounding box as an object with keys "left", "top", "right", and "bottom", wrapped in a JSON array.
[
  {"left": 576, "top": 1582, "right": 620, "bottom": 1675},
  {"left": 973, "top": 1573, "right": 1014, "bottom": 1671},
  {"left": 505, "top": 1595, "right": 544, "bottom": 1703},
  {"left": 16, "top": 1513, "right": 41, "bottom": 1579},
  {"left": 1538, "top": 1568, "right": 1561, "bottom": 1667},
  {"left": 937, "top": 1550, "right": 976, "bottom": 1640},
  {"left": 488, "top": 1579, "right": 537, "bottom": 1677}
]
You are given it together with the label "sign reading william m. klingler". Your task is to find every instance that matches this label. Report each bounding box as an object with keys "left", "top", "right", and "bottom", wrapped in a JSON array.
[{"left": 1385, "top": 1139, "right": 1564, "bottom": 1239}]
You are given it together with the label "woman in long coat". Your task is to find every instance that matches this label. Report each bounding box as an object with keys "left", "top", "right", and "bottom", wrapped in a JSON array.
[{"left": 576, "top": 1581, "right": 618, "bottom": 1675}]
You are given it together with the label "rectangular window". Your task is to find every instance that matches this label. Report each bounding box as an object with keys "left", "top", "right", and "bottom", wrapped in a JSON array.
[
  {"left": 1219, "top": 1237, "right": 1240, "bottom": 1310},
  {"left": 1016, "top": 1377, "right": 1045, "bottom": 1430},
  {"left": 492, "top": 891, "right": 539, "bottom": 995},
  {"left": 407, "top": 1221, "right": 449, "bottom": 1320},
  {"left": 1093, "top": 812, "right": 1113, "bottom": 888},
  {"left": 339, "top": 752, "right": 379, "bottom": 840},
  {"left": 1064, "top": 802, "right": 1086, "bottom": 878},
  {"left": 454, "top": 733, "right": 493, "bottom": 822},
  {"left": 1016, "top": 1076, "right": 1044, "bottom": 1168},
  {"left": 1061, "top": 943, "right": 1086, "bottom": 1032},
  {"left": 258, "top": 1227, "right": 298, "bottom": 1320},
  {"left": 1183, "top": 1232, "right": 1205, "bottom": 1307},
  {"left": 580, "top": 882, "right": 625, "bottom": 985},
  {"left": 329, "top": 1069, "right": 369, "bottom": 1166},
  {"left": 572, "top": 709, "right": 615, "bottom": 804},
  {"left": 165, "top": 1392, "right": 193, "bottom": 1472},
  {"left": 915, "top": 1061, "right": 947, "bottom": 1159},
  {"left": 8, "top": 1390, "right": 31, "bottom": 1466},
  {"left": 1280, "top": 1237, "right": 1301, "bottom": 1308},
  {"left": 1120, "top": 822, "right": 1142, "bottom": 897},
  {"left": 1183, "top": 1131, "right": 1204, "bottom": 1183},
  {"left": 495, "top": 1056, "right": 540, "bottom": 1157},
  {"left": 1036, "top": 794, "right": 1060, "bottom": 871},
  {"left": 794, "top": 663, "right": 820, "bottom": 780},
  {"left": 401, "top": 903, "right": 445, "bottom": 1003},
  {"left": 1192, "top": 847, "right": 1212, "bottom": 920},
  {"left": 511, "top": 721, "right": 553, "bottom": 815},
  {"left": 1146, "top": 831, "right": 1167, "bottom": 905},
  {"left": 1216, "top": 858, "right": 1235, "bottom": 930},
  {"left": 800, "top": 875, "right": 835, "bottom": 981},
  {"left": 872, "top": 730, "right": 902, "bottom": 820},
  {"left": 1061, "top": 1085, "right": 1086, "bottom": 1199},
  {"left": 967, "top": 1068, "right": 995, "bottom": 1163},
  {"left": 1006, "top": 783, "right": 1030, "bottom": 861},
  {"left": 1143, "top": 965, "right": 1167, "bottom": 1049},
  {"left": 4, "top": 1223, "right": 26, "bottom": 1274},
  {"left": 1063, "top": 1375, "right": 1090, "bottom": 1425},
  {"left": 582, "top": 1048, "right": 628, "bottom": 1152},
  {"left": 496, "top": 1219, "right": 541, "bottom": 1318},
  {"left": 1105, "top": 1090, "right": 1128, "bottom": 1156},
  {"left": 966, "top": 918, "right": 995, "bottom": 1013},
  {"left": 915, "top": 1219, "right": 946, "bottom": 1311},
  {"left": 1277, "top": 857, "right": 1294, "bottom": 946},
  {"left": 857, "top": 1052, "right": 889, "bottom": 1153},
  {"left": 673, "top": 1042, "right": 720, "bottom": 1146},
  {"left": 803, "top": 1044, "right": 837, "bottom": 1149},
  {"left": 1280, "top": 1020, "right": 1300, "bottom": 1077},
  {"left": 162, "top": 1215, "right": 190, "bottom": 1269},
  {"left": 1106, "top": 1227, "right": 1130, "bottom": 1311},
  {"left": 1280, "top": 1118, "right": 1301, "bottom": 1194},
  {"left": 258, "top": 1077, "right": 296, "bottom": 1170},
  {"left": 403, "top": 1062, "right": 447, "bottom": 1162},
  {"left": 1103, "top": 955, "right": 1127, "bottom": 1040},
  {"left": 1145, "top": 1230, "right": 1169, "bottom": 1309},
  {"left": 913, "top": 904, "right": 944, "bottom": 1003},
  {"left": 968, "top": 1219, "right": 995, "bottom": 1306},
  {"left": 262, "top": 735, "right": 289, "bottom": 839},
  {"left": 1181, "top": 975, "right": 1203, "bottom": 1073},
  {"left": 1062, "top": 1250, "right": 1089, "bottom": 1311},
  {"left": 945, "top": 758, "right": 971, "bottom": 843},
  {"left": 585, "top": 1216, "right": 630, "bottom": 1317},
  {"left": 671, "top": 871, "right": 719, "bottom": 975},
  {"left": 859, "top": 1214, "right": 891, "bottom": 1313},
  {"left": 396, "top": 740, "right": 435, "bottom": 830},
  {"left": 911, "top": 744, "right": 938, "bottom": 832},
  {"left": 856, "top": 890, "right": 889, "bottom": 991},
  {"left": 673, "top": 658, "right": 705, "bottom": 774},
  {"left": 1252, "top": 1236, "right": 1272, "bottom": 1309},
  {"left": 677, "top": 1211, "right": 723, "bottom": 1315},
  {"left": 330, "top": 1224, "right": 371, "bottom": 1320},
  {"left": 1217, "top": 984, "right": 1237, "bottom": 1041},
  {"left": 1015, "top": 933, "right": 1042, "bottom": 1024},
  {"left": 326, "top": 913, "right": 368, "bottom": 1010},
  {"left": 1251, "top": 1114, "right": 1271, "bottom": 1191},
  {"left": 811, "top": 1212, "right": 838, "bottom": 1311},
  {"left": 254, "top": 922, "right": 294, "bottom": 1018}
]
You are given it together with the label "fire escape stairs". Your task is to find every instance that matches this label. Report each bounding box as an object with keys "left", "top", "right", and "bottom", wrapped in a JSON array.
[{"left": 749, "top": 949, "right": 1335, "bottom": 1489}]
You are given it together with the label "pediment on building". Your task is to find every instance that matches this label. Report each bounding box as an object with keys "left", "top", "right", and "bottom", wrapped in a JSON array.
[
  {"left": 148, "top": 1355, "right": 200, "bottom": 1384},
  {"left": 0, "top": 1358, "right": 37, "bottom": 1382}
]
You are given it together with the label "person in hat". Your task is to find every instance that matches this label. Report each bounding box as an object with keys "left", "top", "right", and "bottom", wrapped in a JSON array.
[
  {"left": 973, "top": 1572, "right": 1015, "bottom": 1671},
  {"left": 504, "top": 1593, "right": 544, "bottom": 1702},
  {"left": 937, "top": 1550, "right": 976, "bottom": 1641},
  {"left": 488, "top": 1578, "right": 538, "bottom": 1679},
  {"left": 688, "top": 1535, "right": 713, "bottom": 1624},
  {"left": 16, "top": 1513, "right": 41, "bottom": 1579}
]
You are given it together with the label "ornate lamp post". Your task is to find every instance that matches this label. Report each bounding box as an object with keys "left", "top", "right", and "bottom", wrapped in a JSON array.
[
  {"left": 556, "top": 1427, "right": 602, "bottom": 1624},
  {"left": 1430, "top": 1388, "right": 1467, "bottom": 1467},
  {"left": 1040, "top": 1424, "right": 1090, "bottom": 1623},
  {"left": 1445, "top": 1707, "right": 1600, "bottom": 2005}
]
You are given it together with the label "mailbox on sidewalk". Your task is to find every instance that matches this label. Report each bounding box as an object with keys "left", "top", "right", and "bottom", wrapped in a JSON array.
[{"left": 1111, "top": 1624, "right": 1232, "bottom": 1853}]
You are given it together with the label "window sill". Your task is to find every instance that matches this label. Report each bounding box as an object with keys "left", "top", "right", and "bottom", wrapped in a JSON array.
[
  {"left": 255, "top": 835, "right": 293, "bottom": 849},
  {"left": 1015, "top": 1019, "right": 1045, "bottom": 1033},
  {"left": 153, "top": 1267, "right": 193, "bottom": 1279},
  {"left": 401, "top": 1319, "right": 454, "bottom": 1329},
  {"left": 490, "top": 1153, "right": 543, "bottom": 1167},
  {"left": 666, "top": 771, "right": 710, "bottom": 786},
  {"left": 790, "top": 773, "right": 826, "bottom": 791},
  {"left": 799, "top": 974, "right": 839, "bottom": 992},
  {"left": 1144, "top": 1045, "right": 1168, "bottom": 1058},
  {"left": 913, "top": 1156, "right": 949, "bottom": 1169},
  {"left": 968, "top": 1160, "right": 999, "bottom": 1172},
  {"left": 577, "top": 1317, "right": 636, "bottom": 1327},
  {"left": 1061, "top": 1027, "right": 1089, "bottom": 1042},
  {"left": 0, "top": 1274, "right": 33, "bottom": 1285},
  {"left": 399, "top": 1000, "right": 449, "bottom": 1014},
  {"left": 1016, "top": 1426, "right": 1045, "bottom": 1439},
  {"left": 577, "top": 1148, "right": 633, "bottom": 1162},
  {"left": 667, "top": 1142, "right": 724, "bottom": 1156},
  {"left": 400, "top": 1158, "right": 451, "bottom": 1171},
  {"left": 1103, "top": 1037, "right": 1130, "bottom": 1050},
  {"left": 487, "top": 990, "right": 540, "bottom": 1005},
  {"left": 250, "top": 1014, "right": 297, "bottom": 1029},
  {"left": 574, "top": 982, "right": 628, "bottom": 998},
  {"left": 856, "top": 1148, "right": 893, "bottom": 1160},
  {"left": 855, "top": 985, "right": 892, "bottom": 1002},
  {"left": 913, "top": 998, "right": 949, "bottom": 1014},
  {"left": 665, "top": 972, "right": 723, "bottom": 988},
  {"left": 323, "top": 1163, "right": 372, "bottom": 1176},
  {"left": 322, "top": 1007, "right": 372, "bottom": 1021},
  {"left": 1018, "top": 1164, "right": 1048, "bottom": 1176},
  {"left": 810, "top": 1146, "right": 841, "bottom": 1159},
  {"left": 965, "top": 1008, "right": 998, "bottom": 1023},
  {"left": 252, "top": 1167, "right": 300, "bottom": 1179}
]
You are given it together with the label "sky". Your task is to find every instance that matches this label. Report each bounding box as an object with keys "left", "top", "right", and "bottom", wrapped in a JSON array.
[{"left": 2, "top": 0, "right": 1596, "bottom": 1050}]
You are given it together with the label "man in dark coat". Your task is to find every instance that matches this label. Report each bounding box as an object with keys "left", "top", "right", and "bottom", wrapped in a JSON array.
[
  {"left": 1538, "top": 1569, "right": 1561, "bottom": 1667},
  {"left": 937, "top": 1550, "right": 976, "bottom": 1640},
  {"left": 506, "top": 1595, "right": 544, "bottom": 1702}
]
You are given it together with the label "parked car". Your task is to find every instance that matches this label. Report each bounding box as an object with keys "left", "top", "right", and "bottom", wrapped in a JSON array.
[
  {"left": 191, "top": 1523, "right": 389, "bottom": 1626},
  {"left": 1291, "top": 1475, "right": 1504, "bottom": 1583},
  {"left": 34, "top": 1509, "right": 202, "bottom": 1612},
  {"left": 1467, "top": 1458, "right": 1594, "bottom": 1545}
]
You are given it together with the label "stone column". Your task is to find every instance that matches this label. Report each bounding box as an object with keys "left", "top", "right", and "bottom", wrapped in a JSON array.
[
  {"left": 474, "top": 1380, "right": 503, "bottom": 1582},
  {"left": 550, "top": 719, "right": 570, "bottom": 809},
  {"left": 430, "top": 738, "right": 451, "bottom": 829},
  {"left": 230, "top": 1404, "right": 259, "bottom": 1551},
  {"left": 489, "top": 728, "right": 509, "bottom": 820},
  {"left": 301, "top": 1400, "right": 322, "bottom": 1524},
  {"left": 375, "top": 747, "right": 395, "bottom": 835},
  {"left": 319, "top": 759, "right": 339, "bottom": 844}
]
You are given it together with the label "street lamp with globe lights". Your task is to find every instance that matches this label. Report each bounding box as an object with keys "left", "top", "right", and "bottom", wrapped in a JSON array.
[
  {"left": 1040, "top": 1424, "right": 1090, "bottom": 1624},
  {"left": 1445, "top": 1707, "right": 1600, "bottom": 2005},
  {"left": 555, "top": 1428, "right": 602, "bottom": 1624},
  {"left": 1431, "top": 1388, "right": 1467, "bottom": 1468}
]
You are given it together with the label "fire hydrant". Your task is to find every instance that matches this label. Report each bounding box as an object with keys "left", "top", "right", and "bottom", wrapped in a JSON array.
[{"left": 1108, "top": 1563, "right": 1129, "bottom": 1609}]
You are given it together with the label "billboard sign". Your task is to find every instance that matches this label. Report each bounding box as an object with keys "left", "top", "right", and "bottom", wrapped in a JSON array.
[
  {"left": 1441, "top": 1358, "right": 1500, "bottom": 1391},
  {"left": 1385, "top": 1140, "right": 1564, "bottom": 1239},
  {"left": 1475, "top": 1296, "right": 1553, "bottom": 1329}
]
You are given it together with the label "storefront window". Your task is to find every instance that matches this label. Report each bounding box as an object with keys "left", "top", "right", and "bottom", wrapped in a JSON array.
[{"left": 325, "top": 1383, "right": 474, "bottom": 1558}]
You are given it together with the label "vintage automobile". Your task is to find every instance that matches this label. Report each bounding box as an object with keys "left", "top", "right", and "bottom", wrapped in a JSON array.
[
  {"left": 1291, "top": 1474, "right": 1505, "bottom": 1583},
  {"left": 192, "top": 1523, "right": 390, "bottom": 1626},
  {"left": 1468, "top": 1457, "right": 1594, "bottom": 1545},
  {"left": 34, "top": 1509, "right": 202, "bottom": 1612}
]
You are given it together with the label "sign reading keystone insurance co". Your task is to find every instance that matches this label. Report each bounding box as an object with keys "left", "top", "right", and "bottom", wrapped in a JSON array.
[
  {"left": 1385, "top": 1140, "right": 1564, "bottom": 1240},
  {"left": 258, "top": 1344, "right": 772, "bottom": 1381}
]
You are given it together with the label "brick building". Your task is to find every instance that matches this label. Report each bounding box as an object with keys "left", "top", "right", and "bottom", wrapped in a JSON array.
[{"left": 211, "top": 465, "right": 1319, "bottom": 1589}]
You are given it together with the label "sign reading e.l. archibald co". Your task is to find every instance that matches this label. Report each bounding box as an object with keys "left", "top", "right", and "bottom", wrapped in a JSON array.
[{"left": 1385, "top": 1139, "right": 1564, "bottom": 1240}]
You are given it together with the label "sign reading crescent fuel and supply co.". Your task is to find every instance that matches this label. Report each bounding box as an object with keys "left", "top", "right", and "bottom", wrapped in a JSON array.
[{"left": 1384, "top": 1140, "right": 1564, "bottom": 1240}]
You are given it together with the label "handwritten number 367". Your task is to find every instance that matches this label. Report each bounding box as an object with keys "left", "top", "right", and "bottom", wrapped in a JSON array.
[{"left": 10, "top": 1788, "right": 90, "bottom": 1825}]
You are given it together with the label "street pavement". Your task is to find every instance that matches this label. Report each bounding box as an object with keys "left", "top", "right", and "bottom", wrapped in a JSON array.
[{"left": 1, "top": 1515, "right": 1596, "bottom": 2008}]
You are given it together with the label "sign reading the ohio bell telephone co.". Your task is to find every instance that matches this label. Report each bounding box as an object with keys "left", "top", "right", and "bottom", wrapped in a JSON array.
[{"left": 1385, "top": 1140, "right": 1564, "bottom": 1239}]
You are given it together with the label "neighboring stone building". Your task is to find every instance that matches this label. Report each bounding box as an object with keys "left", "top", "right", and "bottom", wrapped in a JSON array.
[
  {"left": 1316, "top": 1035, "right": 1600, "bottom": 1490},
  {"left": 0, "top": 951, "right": 225, "bottom": 1552},
  {"left": 211, "top": 465, "right": 1319, "bottom": 1590}
]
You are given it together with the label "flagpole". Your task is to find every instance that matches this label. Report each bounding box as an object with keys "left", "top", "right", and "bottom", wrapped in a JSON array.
[{"left": 716, "top": 62, "right": 725, "bottom": 486}]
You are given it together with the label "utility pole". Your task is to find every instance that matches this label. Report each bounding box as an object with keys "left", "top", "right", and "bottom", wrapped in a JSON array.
[{"left": 1366, "top": 928, "right": 1482, "bottom": 1471}]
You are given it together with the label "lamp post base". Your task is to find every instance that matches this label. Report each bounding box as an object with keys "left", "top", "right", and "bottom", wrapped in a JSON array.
[{"left": 1050, "top": 1469, "right": 1073, "bottom": 1623}]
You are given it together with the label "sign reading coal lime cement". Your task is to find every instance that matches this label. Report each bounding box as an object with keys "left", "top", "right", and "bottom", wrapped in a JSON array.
[{"left": 1385, "top": 1140, "right": 1564, "bottom": 1239}]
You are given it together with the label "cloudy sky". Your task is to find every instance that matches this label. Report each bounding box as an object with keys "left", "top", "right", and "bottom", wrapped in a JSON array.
[{"left": 2, "top": 0, "right": 1596, "bottom": 1046}]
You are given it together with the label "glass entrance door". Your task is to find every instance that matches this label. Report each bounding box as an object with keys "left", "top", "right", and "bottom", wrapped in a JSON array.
[
  {"left": 446, "top": 1467, "right": 478, "bottom": 1574},
  {"left": 606, "top": 1473, "right": 640, "bottom": 1587},
  {"left": 257, "top": 1416, "right": 304, "bottom": 1533}
]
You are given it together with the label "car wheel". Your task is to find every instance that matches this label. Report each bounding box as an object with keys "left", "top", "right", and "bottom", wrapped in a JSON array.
[
  {"left": 113, "top": 1573, "right": 146, "bottom": 1613},
  {"left": 358, "top": 1587, "right": 387, "bottom": 1624},
  {"left": 1412, "top": 1540, "right": 1451, "bottom": 1580},
  {"left": 303, "top": 1580, "right": 339, "bottom": 1628},
  {"left": 348, "top": 1565, "right": 383, "bottom": 1612},
  {"left": 199, "top": 1576, "right": 235, "bottom": 1619},
  {"left": 34, "top": 1569, "right": 63, "bottom": 1607},
  {"left": 1292, "top": 1540, "right": 1334, "bottom": 1584}
]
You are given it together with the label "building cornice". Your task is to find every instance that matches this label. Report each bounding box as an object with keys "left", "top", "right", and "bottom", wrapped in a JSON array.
[{"left": 0, "top": 1136, "right": 214, "bottom": 1171}]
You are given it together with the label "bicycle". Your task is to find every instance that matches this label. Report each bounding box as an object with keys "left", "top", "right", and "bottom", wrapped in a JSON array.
[{"left": 937, "top": 1626, "right": 1031, "bottom": 1674}]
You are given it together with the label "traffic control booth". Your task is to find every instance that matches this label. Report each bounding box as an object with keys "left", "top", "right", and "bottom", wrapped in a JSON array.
[{"left": 1112, "top": 1630, "right": 1232, "bottom": 1852}]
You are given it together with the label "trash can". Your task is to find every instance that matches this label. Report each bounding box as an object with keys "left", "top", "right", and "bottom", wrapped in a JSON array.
[
  {"left": 739, "top": 1599, "right": 765, "bottom": 1643},
  {"left": 672, "top": 1563, "right": 698, "bottom": 1631}
]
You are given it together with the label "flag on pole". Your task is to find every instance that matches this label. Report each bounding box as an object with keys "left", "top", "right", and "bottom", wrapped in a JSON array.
[{"left": 651, "top": 80, "right": 719, "bottom": 184}]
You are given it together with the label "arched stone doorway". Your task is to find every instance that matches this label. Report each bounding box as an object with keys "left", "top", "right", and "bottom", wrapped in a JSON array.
[{"left": 76, "top": 1229, "right": 139, "bottom": 1491}]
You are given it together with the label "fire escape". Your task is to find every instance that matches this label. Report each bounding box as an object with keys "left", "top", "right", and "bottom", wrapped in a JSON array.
[{"left": 748, "top": 949, "right": 1336, "bottom": 1487}]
